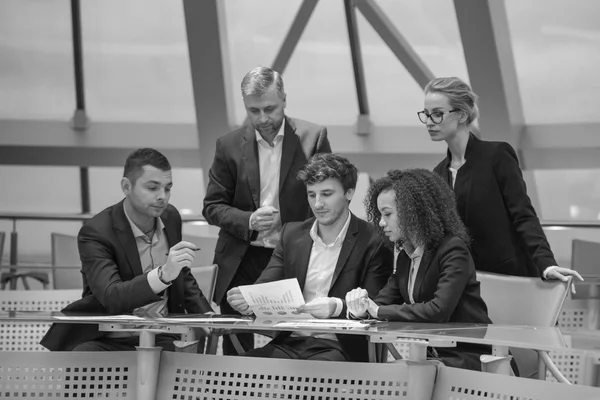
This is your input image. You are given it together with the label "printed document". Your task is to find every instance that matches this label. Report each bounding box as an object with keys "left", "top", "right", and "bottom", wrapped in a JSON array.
[{"left": 238, "top": 278, "right": 311, "bottom": 319}]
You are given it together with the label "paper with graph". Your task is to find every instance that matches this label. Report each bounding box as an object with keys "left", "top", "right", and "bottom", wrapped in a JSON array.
[{"left": 238, "top": 278, "right": 311, "bottom": 319}]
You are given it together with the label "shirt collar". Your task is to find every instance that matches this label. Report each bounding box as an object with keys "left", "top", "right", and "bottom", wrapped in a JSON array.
[
  {"left": 405, "top": 246, "right": 424, "bottom": 260},
  {"left": 255, "top": 119, "right": 285, "bottom": 146},
  {"left": 309, "top": 211, "right": 352, "bottom": 248},
  {"left": 123, "top": 202, "right": 165, "bottom": 239}
]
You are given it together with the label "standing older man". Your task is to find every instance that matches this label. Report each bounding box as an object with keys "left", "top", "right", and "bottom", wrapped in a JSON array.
[{"left": 203, "top": 66, "right": 331, "bottom": 355}]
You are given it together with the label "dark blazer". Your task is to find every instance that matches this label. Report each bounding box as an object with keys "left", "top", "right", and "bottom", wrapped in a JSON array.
[
  {"left": 375, "top": 235, "right": 491, "bottom": 370},
  {"left": 203, "top": 116, "right": 331, "bottom": 304},
  {"left": 434, "top": 133, "right": 556, "bottom": 277},
  {"left": 256, "top": 213, "right": 393, "bottom": 362},
  {"left": 41, "top": 200, "right": 213, "bottom": 351}
]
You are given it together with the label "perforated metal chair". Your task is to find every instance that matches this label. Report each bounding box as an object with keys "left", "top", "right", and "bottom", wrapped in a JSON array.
[
  {"left": 477, "top": 271, "right": 572, "bottom": 382},
  {"left": 0, "top": 289, "right": 82, "bottom": 351}
]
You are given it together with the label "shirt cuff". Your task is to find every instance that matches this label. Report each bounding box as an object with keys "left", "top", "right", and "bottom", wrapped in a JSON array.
[
  {"left": 148, "top": 267, "right": 171, "bottom": 294},
  {"left": 368, "top": 305, "right": 379, "bottom": 319},
  {"left": 332, "top": 298, "right": 344, "bottom": 318},
  {"left": 543, "top": 265, "right": 559, "bottom": 279}
]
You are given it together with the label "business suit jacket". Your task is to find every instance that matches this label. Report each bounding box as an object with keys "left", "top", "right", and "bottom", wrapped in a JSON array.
[
  {"left": 256, "top": 213, "right": 393, "bottom": 362},
  {"left": 434, "top": 133, "right": 556, "bottom": 277},
  {"left": 375, "top": 236, "right": 491, "bottom": 370},
  {"left": 41, "top": 200, "right": 213, "bottom": 351},
  {"left": 203, "top": 116, "right": 331, "bottom": 304}
]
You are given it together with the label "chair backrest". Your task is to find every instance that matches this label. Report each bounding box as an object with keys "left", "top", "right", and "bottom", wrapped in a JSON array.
[
  {"left": 50, "top": 233, "right": 83, "bottom": 289},
  {"left": 0, "top": 289, "right": 82, "bottom": 351},
  {"left": 51, "top": 232, "right": 80, "bottom": 266},
  {"left": 571, "top": 239, "right": 600, "bottom": 278},
  {"left": 0, "top": 289, "right": 82, "bottom": 312},
  {"left": 182, "top": 233, "right": 218, "bottom": 267},
  {"left": 477, "top": 272, "right": 571, "bottom": 327},
  {"left": 189, "top": 264, "right": 218, "bottom": 305}
]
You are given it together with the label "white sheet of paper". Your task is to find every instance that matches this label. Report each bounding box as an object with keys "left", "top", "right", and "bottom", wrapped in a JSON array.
[
  {"left": 156, "top": 317, "right": 251, "bottom": 324},
  {"left": 274, "top": 319, "right": 368, "bottom": 329},
  {"left": 239, "top": 278, "right": 311, "bottom": 319}
]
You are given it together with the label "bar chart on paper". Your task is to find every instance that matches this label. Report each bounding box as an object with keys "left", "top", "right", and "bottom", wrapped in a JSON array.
[{"left": 239, "top": 278, "right": 311, "bottom": 319}]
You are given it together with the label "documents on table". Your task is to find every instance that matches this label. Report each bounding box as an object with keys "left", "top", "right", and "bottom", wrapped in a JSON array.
[
  {"left": 272, "top": 319, "right": 370, "bottom": 329},
  {"left": 156, "top": 317, "right": 251, "bottom": 324},
  {"left": 238, "top": 278, "right": 312, "bottom": 319},
  {"left": 53, "top": 315, "right": 146, "bottom": 322}
]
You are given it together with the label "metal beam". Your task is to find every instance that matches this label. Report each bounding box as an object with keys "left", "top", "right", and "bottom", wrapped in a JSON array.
[
  {"left": 2, "top": 119, "right": 599, "bottom": 170},
  {"left": 355, "top": 0, "right": 434, "bottom": 89},
  {"left": 454, "top": 0, "right": 524, "bottom": 147},
  {"left": 183, "top": 0, "right": 234, "bottom": 188},
  {"left": 344, "top": 0, "right": 369, "bottom": 115},
  {"left": 271, "top": 0, "right": 319, "bottom": 74}
]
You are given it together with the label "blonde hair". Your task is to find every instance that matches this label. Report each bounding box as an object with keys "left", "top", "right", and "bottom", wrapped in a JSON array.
[{"left": 424, "top": 77, "right": 479, "bottom": 126}]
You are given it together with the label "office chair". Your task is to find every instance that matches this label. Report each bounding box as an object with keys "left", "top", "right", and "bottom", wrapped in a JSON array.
[{"left": 477, "top": 271, "right": 572, "bottom": 383}]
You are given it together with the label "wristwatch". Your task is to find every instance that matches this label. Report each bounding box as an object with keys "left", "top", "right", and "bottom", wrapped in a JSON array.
[{"left": 157, "top": 265, "right": 171, "bottom": 285}]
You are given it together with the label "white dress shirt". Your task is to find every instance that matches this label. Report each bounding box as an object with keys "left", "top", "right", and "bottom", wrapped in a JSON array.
[
  {"left": 293, "top": 212, "right": 351, "bottom": 340},
  {"left": 250, "top": 122, "right": 285, "bottom": 248}
]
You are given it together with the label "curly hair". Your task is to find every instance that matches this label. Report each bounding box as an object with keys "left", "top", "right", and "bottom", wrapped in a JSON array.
[
  {"left": 364, "top": 168, "right": 469, "bottom": 250},
  {"left": 297, "top": 153, "right": 358, "bottom": 192}
]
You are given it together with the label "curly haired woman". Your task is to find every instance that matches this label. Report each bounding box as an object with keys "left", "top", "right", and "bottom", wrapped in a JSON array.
[{"left": 346, "top": 168, "right": 492, "bottom": 371}]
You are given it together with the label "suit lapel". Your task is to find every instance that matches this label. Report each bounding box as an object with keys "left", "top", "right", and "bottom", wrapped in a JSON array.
[
  {"left": 413, "top": 248, "right": 435, "bottom": 302},
  {"left": 242, "top": 126, "right": 261, "bottom": 208},
  {"left": 295, "top": 225, "right": 314, "bottom": 290},
  {"left": 113, "top": 201, "right": 143, "bottom": 276},
  {"left": 279, "top": 118, "right": 299, "bottom": 191},
  {"left": 329, "top": 214, "right": 358, "bottom": 289},
  {"left": 161, "top": 208, "right": 178, "bottom": 247}
]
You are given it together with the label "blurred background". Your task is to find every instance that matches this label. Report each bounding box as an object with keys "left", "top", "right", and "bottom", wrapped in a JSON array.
[{"left": 0, "top": 0, "right": 599, "bottom": 270}]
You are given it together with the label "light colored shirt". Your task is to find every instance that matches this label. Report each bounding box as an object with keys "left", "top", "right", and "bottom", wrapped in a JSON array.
[
  {"left": 124, "top": 205, "right": 170, "bottom": 316},
  {"left": 449, "top": 167, "right": 458, "bottom": 188},
  {"left": 250, "top": 121, "right": 285, "bottom": 248},
  {"left": 406, "top": 246, "right": 424, "bottom": 304},
  {"left": 107, "top": 206, "right": 170, "bottom": 338},
  {"left": 294, "top": 211, "right": 351, "bottom": 340}
]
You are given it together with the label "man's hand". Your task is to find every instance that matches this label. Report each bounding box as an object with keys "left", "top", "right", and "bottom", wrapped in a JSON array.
[
  {"left": 162, "top": 241, "right": 198, "bottom": 282},
  {"left": 296, "top": 297, "right": 338, "bottom": 319},
  {"left": 250, "top": 206, "right": 280, "bottom": 232},
  {"left": 226, "top": 287, "right": 253, "bottom": 315}
]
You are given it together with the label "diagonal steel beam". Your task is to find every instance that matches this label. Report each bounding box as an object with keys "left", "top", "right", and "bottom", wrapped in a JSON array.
[
  {"left": 271, "top": 0, "right": 319, "bottom": 74},
  {"left": 344, "top": 0, "right": 369, "bottom": 116},
  {"left": 454, "top": 0, "right": 524, "bottom": 147},
  {"left": 183, "top": 0, "right": 234, "bottom": 188},
  {"left": 355, "top": 0, "right": 434, "bottom": 89}
]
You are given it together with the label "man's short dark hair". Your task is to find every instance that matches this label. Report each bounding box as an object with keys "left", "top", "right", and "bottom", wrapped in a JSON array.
[
  {"left": 123, "top": 148, "right": 171, "bottom": 185},
  {"left": 297, "top": 153, "right": 358, "bottom": 193}
]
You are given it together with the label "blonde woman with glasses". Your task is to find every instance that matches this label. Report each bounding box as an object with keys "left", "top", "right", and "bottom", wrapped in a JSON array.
[{"left": 420, "top": 77, "right": 582, "bottom": 283}]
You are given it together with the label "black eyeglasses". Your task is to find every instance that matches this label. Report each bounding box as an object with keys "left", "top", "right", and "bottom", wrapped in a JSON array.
[{"left": 417, "top": 109, "right": 459, "bottom": 124}]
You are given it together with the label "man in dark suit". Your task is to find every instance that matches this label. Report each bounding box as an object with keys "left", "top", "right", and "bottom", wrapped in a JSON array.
[
  {"left": 41, "top": 148, "right": 213, "bottom": 352},
  {"left": 227, "top": 154, "right": 393, "bottom": 362},
  {"left": 203, "top": 66, "right": 331, "bottom": 355}
]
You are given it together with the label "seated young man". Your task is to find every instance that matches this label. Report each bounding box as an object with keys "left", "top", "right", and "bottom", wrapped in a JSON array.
[
  {"left": 41, "top": 148, "right": 213, "bottom": 352},
  {"left": 227, "top": 153, "right": 392, "bottom": 362},
  {"left": 346, "top": 169, "right": 492, "bottom": 371}
]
